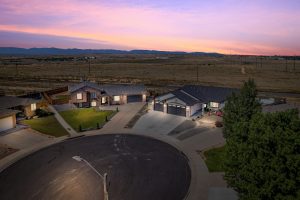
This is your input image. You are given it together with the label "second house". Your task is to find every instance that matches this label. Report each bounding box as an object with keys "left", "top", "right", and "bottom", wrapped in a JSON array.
[{"left": 69, "top": 81, "right": 147, "bottom": 107}]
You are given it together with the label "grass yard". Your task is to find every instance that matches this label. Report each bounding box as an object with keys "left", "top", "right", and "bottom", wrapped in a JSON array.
[
  {"left": 59, "top": 108, "right": 115, "bottom": 132},
  {"left": 22, "top": 116, "right": 69, "bottom": 137},
  {"left": 203, "top": 145, "right": 226, "bottom": 172}
]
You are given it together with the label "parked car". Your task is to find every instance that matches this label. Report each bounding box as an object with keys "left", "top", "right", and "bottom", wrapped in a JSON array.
[{"left": 216, "top": 110, "right": 223, "bottom": 117}]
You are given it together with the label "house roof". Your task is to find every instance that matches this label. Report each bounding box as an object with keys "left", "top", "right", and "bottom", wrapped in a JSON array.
[
  {"left": 69, "top": 81, "right": 103, "bottom": 93},
  {"left": 0, "top": 96, "right": 39, "bottom": 110},
  {"left": 171, "top": 90, "right": 201, "bottom": 106},
  {"left": 100, "top": 84, "right": 146, "bottom": 96},
  {"left": 69, "top": 81, "right": 146, "bottom": 96},
  {"left": 0, "top": 109, "right": 19, "bottom": 118},
  {"left": 182, "top": 85, "right": 239, "bottom": 103}
]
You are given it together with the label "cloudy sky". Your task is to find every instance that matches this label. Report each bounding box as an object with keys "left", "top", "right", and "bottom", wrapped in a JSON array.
[{"left": 0, "top": 0, "right": 299, "bottom": 55}]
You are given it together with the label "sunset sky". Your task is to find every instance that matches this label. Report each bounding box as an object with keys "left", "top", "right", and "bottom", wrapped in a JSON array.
[{"left": 0, "top": 0, "right": 299, "bottom": 55}]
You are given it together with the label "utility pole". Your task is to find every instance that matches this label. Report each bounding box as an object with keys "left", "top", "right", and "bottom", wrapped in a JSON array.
[
  {"left": 196, "top": 65, "right": 199, "bottom": 82},
  {"left": 285, "top": 56, "right": 288, "bottom": 72},
  {"left": 255, "top": 56, "right": 258, "bottom": 69},
  {"left": 15, "top": 63, "right": 18, "bottom": 76},
  {"left": 294, "top": 55, "right": 296, "bottom": 71},
  {"left": 88, "top": 57, "right": 91, "bottom": 75}
]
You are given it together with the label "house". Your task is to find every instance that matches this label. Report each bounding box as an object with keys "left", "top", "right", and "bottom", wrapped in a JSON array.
[
  {"left": 0, "top": 96, "right": 42, "bottom": 132},
  {"left": 69, "top": 81, "right": 147, "bottom": 108},
  {"left": 151, "top": 85, "right": 238, "bottom": 117},
  {"left": 0, "top": 109, "right": 18, "bottom": 132},
  {"left": 0, "top": 96, "right": 41, "bottom": 117}
]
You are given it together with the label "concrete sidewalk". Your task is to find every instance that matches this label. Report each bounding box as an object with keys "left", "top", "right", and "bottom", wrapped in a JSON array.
[{"left": 48, "top": 105, "right": 77, "bottom": 136}]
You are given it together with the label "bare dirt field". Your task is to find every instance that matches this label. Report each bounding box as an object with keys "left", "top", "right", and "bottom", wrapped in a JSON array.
[{"left": 0, "top": 54, "right": 299, "bottom": 99}]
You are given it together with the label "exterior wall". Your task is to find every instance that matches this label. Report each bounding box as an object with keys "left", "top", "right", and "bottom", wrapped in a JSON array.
[
  {"left": 163, "top": 103, "right": 167, "bottom": 113},
  {"left": 69, "top": 87, "right": 102, "bottom": 104},
  {"left": 186, "top": 106, "right": 191, "bottom": 117},
  {"left": 23, "top": 103, "right": 41, "bottom": 117},
  {"left": 142, "top": 94, "right": 147, "bottom": 102},
  {"left": 219, "top": 102, "right": 226, "bottom": 109},
  {"left": 110, "top": 95, "right": 126, "bottom": 105},
  {"left": 190, "top": 103, "right": 202, "bottom": 116}
]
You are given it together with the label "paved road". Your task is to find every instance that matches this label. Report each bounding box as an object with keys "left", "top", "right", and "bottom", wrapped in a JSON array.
[{"left": 0, "top": 134, "right": 191, "bottom": 200}]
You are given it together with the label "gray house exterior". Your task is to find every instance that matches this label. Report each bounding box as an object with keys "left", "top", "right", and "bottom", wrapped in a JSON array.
[
  {"left": 69, "top": 81, "right": 147, "bottom": 108},
  {"left": 152, "top": 85, "right": 238, "bottom": 117}
]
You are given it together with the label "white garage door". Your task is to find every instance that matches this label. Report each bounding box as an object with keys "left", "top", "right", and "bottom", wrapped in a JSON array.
[{"left": 0, "top": 116, "right": 14, "bottom": 132}]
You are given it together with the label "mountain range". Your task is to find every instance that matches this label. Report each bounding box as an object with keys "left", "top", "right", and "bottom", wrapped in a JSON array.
[{"left": 0, "top": 47, "right": 223, "bottom": 56}]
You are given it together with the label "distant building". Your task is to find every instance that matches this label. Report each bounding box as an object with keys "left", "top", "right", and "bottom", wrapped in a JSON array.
[{"left": 69, "top": 81, "right": 147, "bottom": 108}]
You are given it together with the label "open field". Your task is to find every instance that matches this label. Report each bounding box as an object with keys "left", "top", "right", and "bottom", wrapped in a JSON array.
[{"left": 1, "top": 54, "right": 300, "bottom": 97}]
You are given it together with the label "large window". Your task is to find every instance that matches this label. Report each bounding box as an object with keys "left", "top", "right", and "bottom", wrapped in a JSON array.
[
  {"left": 31, "top": 103, "right": 36, "bottom": 111},
  {"left": 210, "top": 102, "right": 219, "bottom": 108},
  {"left": 91, "top": 92, "right": 97, "bottom": 99},
  {"left": 91, "top": 101, "right": 97, "bottom": 107},
  {"left": 113, "top": 96, "right": 120, "bottom": 102},
  {"left": 76, "top": 93, "right": 83, "bottom": 100}
]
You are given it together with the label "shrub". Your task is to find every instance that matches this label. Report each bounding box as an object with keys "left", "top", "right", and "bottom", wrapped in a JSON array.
[
  {"left": 36, "top": 108, "right": 53, "bottom": 118},
  {"left": 215, "top": 121, "right": 223, "bottom": 127}
]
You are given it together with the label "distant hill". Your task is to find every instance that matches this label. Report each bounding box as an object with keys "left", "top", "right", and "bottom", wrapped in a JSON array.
[{"left": 0, "top": 47, "right": 223, "bottom": 57}]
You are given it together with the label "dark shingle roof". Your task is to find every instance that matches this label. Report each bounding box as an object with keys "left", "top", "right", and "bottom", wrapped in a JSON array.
[
  {"left": 69, "top": 81, "right": 146, "bottom": 96},
  {"left": 0, "top": 109, "right": 18, "bottom": 118},
  {"left": 171, "top": 90, "right": 200, "bottom": 106},
  {"left": 69, "top": 81, "right": 103, "bottom": 93},
  {"left": 182, "top": 85, "right": 239, "bottom": 102},
  {"left": 0, "top": 96, "right": 39, "bottom": 110},
  {"left": 100, "top": 84, "right": 146, "bottom": 96}
]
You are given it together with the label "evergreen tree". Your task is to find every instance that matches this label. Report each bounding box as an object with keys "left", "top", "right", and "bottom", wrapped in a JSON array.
[
  {"left": 223, "top": 78, "right": 300, "bottom": 199},
  {"left": 236, "top": 110, "right": 300, "bottom": 200},
  {"left": 223, "top": 79, "right": 261, "bottom": 140}
]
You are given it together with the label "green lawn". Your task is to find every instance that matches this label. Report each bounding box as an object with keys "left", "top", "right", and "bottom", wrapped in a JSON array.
[
  {"left": 59, "top": 108, "right": 115, "bottom": 132},
  {"left": 203, "top": 145, "right": 226, "bottom": 172},
  {"left": 22, "top": 116, "right": 69, "bottom": 137}
]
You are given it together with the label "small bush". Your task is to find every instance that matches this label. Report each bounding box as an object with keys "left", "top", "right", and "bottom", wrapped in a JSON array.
[
  {"left": 215, "top": 121, "right": 223, "bottom": 127},
  {"left": 36, "top": 108, "right": 53, "bottom": 118}
]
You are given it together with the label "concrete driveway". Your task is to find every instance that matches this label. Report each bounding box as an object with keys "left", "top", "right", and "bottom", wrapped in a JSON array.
[
  {"left": 0, "top": 129, "right": 52, "bottom": 150},
  {"left": 133, "top": 111, "right": 186, "bottom": 135}
]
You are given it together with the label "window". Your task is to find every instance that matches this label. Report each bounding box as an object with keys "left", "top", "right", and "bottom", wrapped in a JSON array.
[
  {"left": 113, "top": 96, "right": 120, "bottom": 101},
  {"left": 101, "top": 97, "right": 106, "bottom": 104},
  {"left": 91, "top": 101, "right": 97, "bottom": 107},
  {"left": 210, "top": 102, "right": 219, "bottom": 108},
  {"left": 76, "top": 93, "right": 83, "bottom": 100},
  {"left": 91, "top": 92, "right": 97, "bottom": 99},
  {"left": 31, "top": 103, "right": 36, "bottom": 111}
]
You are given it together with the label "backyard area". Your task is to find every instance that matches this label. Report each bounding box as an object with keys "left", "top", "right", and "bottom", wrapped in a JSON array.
[
  {"left": 59, "top": 108, "right": 115, "bottom": 132},
  {"left": 203, "top": 145, "right": 226, "bottom": 172},
  {"left": 21, "top": 116, "right": 69, "bottom": 137}
]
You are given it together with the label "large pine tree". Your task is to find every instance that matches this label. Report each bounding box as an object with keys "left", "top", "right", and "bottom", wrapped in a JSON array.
[{"left": 223, "top": 79, "right": 300, "bottom": 199}]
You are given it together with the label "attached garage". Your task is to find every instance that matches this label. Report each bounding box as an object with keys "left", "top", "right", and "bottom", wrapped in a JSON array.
[
  {"left": 0, "top": 116, "right": 14, "bottom": 132},
  {"left": 167, "top": 104, "right": 186, "bottom": 117},
  {"left": 0, "top": 109, "right": 17, "bottom": 132},
  {"left": 127, "top": 95, "right": 143, "bottom": 103},
  {"left": 154, "top": 102, "right": 164, "bottom": 112}
]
